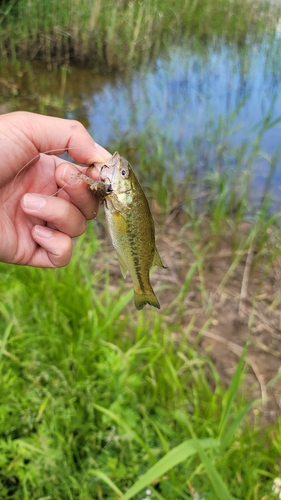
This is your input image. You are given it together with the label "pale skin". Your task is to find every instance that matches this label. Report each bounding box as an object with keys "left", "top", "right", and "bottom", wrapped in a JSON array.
[{"left": 0, "top": 111, "right": 112, "bottom": 267}]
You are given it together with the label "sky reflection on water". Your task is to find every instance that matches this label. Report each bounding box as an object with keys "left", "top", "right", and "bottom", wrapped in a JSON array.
[{"left": 80, "top": 38, "right": 281, "bottom": 207}]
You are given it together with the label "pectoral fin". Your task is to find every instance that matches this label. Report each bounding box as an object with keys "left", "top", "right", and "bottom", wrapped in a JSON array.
[{"left": 106, "top": 194, "right": 130, "bottom": 214}]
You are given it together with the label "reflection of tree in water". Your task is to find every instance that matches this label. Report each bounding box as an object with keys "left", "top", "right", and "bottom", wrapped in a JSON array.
[{"left": 0, "top": 61, "right": 120, "bottom": 122}]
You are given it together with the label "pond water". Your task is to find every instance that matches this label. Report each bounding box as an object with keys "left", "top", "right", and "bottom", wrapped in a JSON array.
[
  {"left": 82, "top": 38, "right": 281, "bottom": 210},
  {"left": 2, "top": 35, "right": 281, "bottom": 209}
]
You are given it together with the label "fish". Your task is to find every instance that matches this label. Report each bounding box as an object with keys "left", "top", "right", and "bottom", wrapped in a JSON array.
[{"left": 77, "top": 151, "right": 165, "bottom": 310}]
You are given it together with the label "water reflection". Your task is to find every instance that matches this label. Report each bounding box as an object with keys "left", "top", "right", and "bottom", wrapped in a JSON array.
[
  {"left": 1, "top": 37, "right": 281, "bottom": 207},
  {"left": 84, "top": 41, "right": 281, "bottom": 152},
  {"left": 80, "top": 39, "right": 281, "bottom": 209}
]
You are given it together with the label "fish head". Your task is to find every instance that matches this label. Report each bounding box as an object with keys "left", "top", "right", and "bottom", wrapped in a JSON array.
[
  {"left": 94, "top": 152, "right": 140, "bottom": 204},
  {"left": 108, "top": 153, "right": 138, "bottom": 204}
]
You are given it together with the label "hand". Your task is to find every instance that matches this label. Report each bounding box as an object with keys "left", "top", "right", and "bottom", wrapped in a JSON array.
[{"left": 0, "top": 111, "right": 112, "bottom": 267}]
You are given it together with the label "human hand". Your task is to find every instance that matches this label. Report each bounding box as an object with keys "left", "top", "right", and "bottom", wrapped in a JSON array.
[{"left": 0, "top": 111, "right": 112, "bottom": 267}]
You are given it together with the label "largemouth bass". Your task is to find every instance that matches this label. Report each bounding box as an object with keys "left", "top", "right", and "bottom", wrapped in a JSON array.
[{"left": 77, "top": 152, "right": 165, "bottom": 310}]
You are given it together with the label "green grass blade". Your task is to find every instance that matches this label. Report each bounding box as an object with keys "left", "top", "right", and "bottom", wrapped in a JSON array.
[
  {"left": 120, "top": 438, "right": 218, "bottom": 500},
  {"left": 15, "top": 439, "right": 47, "bottom": 455},
  {"left": 220, "top": 401, "right": 255, "bottom": 451},
  {"left": 0, "top": 320, "right": 14, "bottom": 363},
  {"left": 186, "top": 425, "right": 236, "bottom": 500},
  {"left": 218, "top": 343, "right": 247, "bottom": 438},
  {"left": 88, "top": 469, "right": 123, "bottom": 496},
  {"left": 150, "top": 489, "right": 169, "bottom": 500},
  {"left": 93, "top": 403, "right": 154, "bottom": 461},
  {"left": 103, "top": 289, "right": 134, "bottom": 327}
]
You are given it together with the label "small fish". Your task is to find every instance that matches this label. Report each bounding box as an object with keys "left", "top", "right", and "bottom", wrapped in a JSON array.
[{"left": 79, "top": 152, "right": 165, "bottom": 310}]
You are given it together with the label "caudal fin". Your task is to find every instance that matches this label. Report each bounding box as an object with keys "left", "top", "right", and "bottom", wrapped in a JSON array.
[{"left": 134, "top": 290, "right": 160, "bottom": 310}]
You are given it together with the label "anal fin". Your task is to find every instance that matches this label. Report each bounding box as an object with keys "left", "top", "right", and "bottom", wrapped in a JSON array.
[
  {"left": 153, "top": 248, "right": 166, "bottom": 269},
  {"left": 116, "top": 253, "right": 128, "bottom": 279}
]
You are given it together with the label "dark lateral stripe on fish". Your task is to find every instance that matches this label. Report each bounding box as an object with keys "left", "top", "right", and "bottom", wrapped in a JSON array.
[{"left": 127, "top": 220, "right": 146, "bottom": 292}]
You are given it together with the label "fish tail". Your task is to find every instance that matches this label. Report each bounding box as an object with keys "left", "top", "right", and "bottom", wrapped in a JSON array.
[{"left": 134, "top": 289, "right": 160, "bottom": 310}]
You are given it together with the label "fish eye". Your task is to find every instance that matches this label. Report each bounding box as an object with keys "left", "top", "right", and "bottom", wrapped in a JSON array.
[{"left": 121, "top": 168, "right": 129, "bottom": 178}]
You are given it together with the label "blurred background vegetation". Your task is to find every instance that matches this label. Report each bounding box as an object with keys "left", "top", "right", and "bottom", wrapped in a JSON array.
[{"left": 1, "top": 0, "right": 281, "bottom": 499}]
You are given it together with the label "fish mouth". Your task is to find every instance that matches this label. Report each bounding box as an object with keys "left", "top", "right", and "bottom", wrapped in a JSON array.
[
  {"left": 99, "top": 165, "right": 111, "bottom": 183},
  {"left": 95, "top": 162, "right": 131, "bottom": 196},
  {"left": 92, "top": 163, "right": 112, "bottom": 183}
]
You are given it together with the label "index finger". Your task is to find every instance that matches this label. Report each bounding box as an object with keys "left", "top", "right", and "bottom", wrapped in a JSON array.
[{"left": 10, "top": 111, "right": 112, "bottom": 165}]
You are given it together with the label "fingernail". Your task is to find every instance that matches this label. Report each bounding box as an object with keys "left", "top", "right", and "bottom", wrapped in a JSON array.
[
  {"left": 92, "top": 144, "right": 112, "bottom": 163},
  {"left": 34, "top": 225, "right": 53, "bottom": 238},
  {"left": 23, "top": 194, "right": 46, "bottom": 210},
  {"left": 62, "top": 164, "right": 81, "bottom": 185}
]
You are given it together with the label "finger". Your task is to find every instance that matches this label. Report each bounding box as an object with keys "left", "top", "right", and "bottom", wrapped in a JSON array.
[
  {"left": 29, "top": 225, "right": 72, "bottom": 268},
  {"left": 55, "top": 160, "right": 100, "bottom": 220},
  {"left": 21, "top": 192, "right": 87, "bottom": 237},
  {"left": 15, "top": 111, "right": 112, "bottom": 164}
]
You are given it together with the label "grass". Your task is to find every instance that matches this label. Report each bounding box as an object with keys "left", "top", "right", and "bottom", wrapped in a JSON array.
[
  {"left": 0, "top": 197, "right": 281, "bottom": 498},
  {"left": 0, "top": 0, "right": 280, "bottom": 68}
]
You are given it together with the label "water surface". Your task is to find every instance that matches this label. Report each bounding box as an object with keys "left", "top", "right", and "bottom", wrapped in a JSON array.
[{"left": 2, "top": 36, "right": 281, "bottom": 209}]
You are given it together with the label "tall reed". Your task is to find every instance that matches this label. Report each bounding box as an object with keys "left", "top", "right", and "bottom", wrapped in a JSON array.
[{"left": 0, "top": 0, "right": 280, "bottom": 68}]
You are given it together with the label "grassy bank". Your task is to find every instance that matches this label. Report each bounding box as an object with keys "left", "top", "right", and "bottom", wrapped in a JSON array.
[
  {"left": 0, "top": 103, "right": 281, "bottom": 498},
  {"left": 0, "top": 0, "right": 280, "bottom": 68},
  {"left": 1, "top": 123, "right": 281, "bottom": 498},
  {"left": 0, "top": 125, "right": 281, "bottom": 497},
  {"left": 1, "top": 204, "right": 281, "bottom": 499}
]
